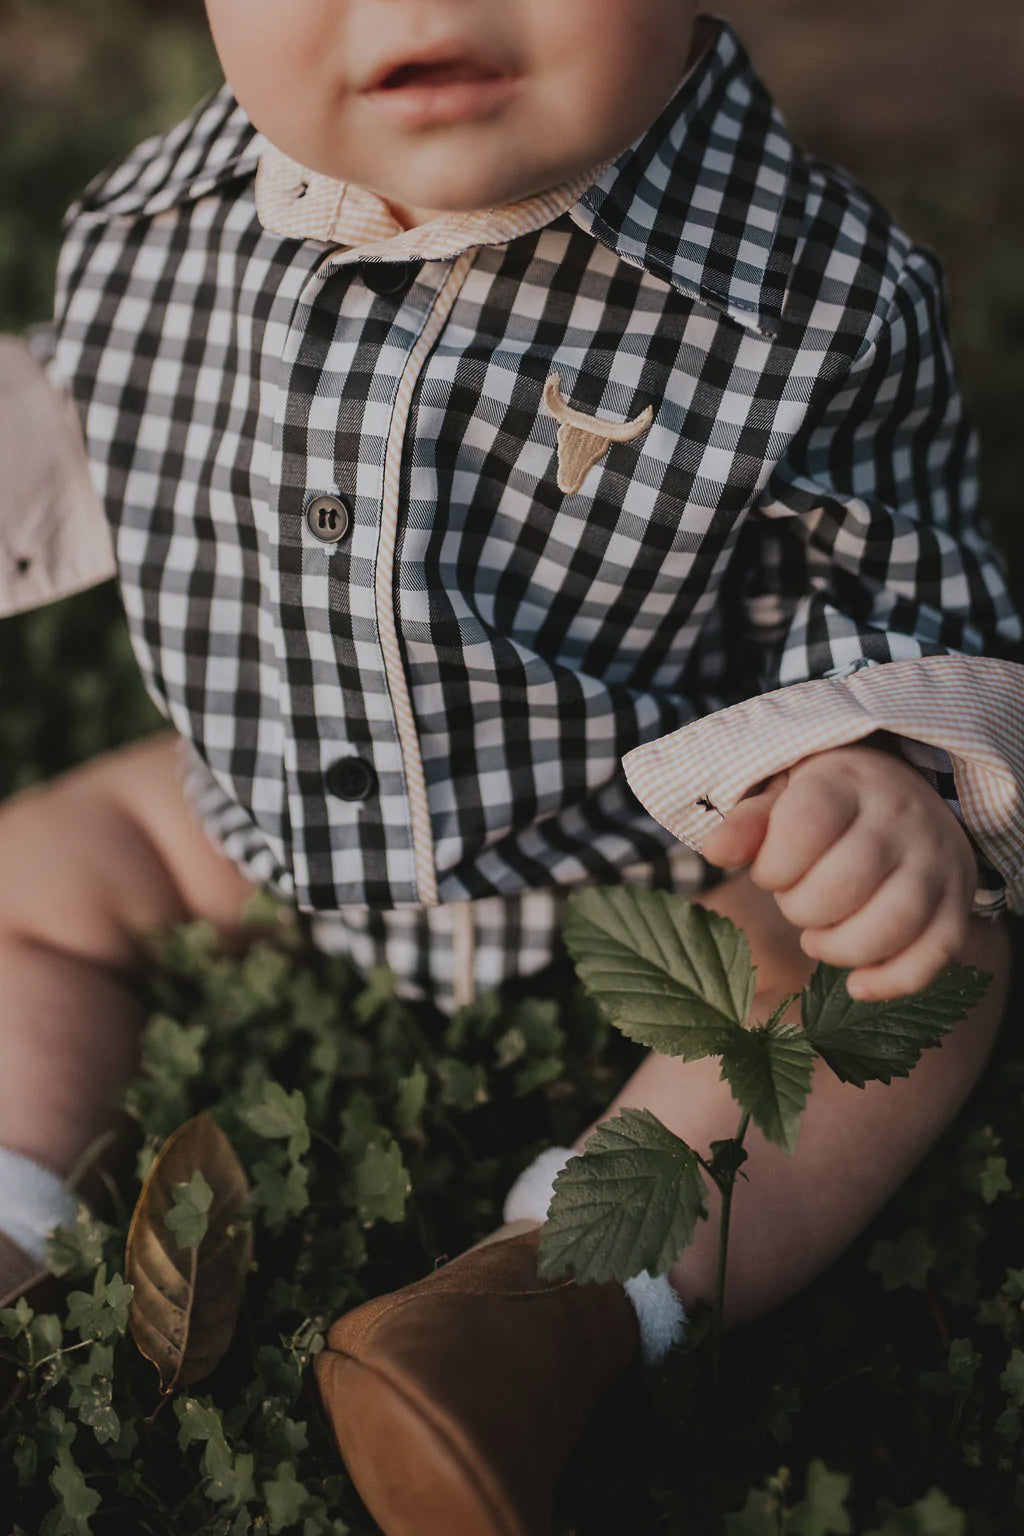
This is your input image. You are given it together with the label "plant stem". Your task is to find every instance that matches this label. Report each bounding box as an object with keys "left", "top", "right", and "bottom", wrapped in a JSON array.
[{"left": 711, "top": 1109, "right": 751, "bottom": 1410}]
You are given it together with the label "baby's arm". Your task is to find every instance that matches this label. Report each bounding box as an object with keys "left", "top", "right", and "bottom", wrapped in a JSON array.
[{"left": 700, "top": 740, "right": 978, "bottom": 1000}]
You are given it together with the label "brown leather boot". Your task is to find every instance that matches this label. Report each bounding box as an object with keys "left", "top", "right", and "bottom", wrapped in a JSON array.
[{"left": 314, "top": 1227, "right": 638, "bottom": 1536}]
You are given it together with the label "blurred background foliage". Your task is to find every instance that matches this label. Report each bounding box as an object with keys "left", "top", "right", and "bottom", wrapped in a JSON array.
[{"left": 0, "top": 0, "right": 1022, "bottom": 795}]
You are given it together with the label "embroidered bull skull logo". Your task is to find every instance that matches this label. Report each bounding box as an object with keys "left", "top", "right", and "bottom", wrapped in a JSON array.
[{"left": 543, "top": 372, "right": 654, "bottom": 495}]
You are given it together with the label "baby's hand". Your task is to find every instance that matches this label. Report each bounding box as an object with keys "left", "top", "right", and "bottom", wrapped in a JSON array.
[{"left": 700, "top": 743, "right": 978, "bottom": 1001}]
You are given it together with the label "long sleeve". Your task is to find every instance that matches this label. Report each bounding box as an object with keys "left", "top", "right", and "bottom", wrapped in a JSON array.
[
  {"left": 624, "top": 247, "right": 1024, "bottom": 913},
  {"left": 0, "top": 329, "right": 114, "bottom": 620}
]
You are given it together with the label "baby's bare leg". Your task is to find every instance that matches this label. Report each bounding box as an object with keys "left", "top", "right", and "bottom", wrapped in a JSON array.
[
  {"left": 582, "top": 869, "right": 1010, "bottom": 1327},
  {"left": 0, "top": 731, "right": 259, "bottom": 1178}
]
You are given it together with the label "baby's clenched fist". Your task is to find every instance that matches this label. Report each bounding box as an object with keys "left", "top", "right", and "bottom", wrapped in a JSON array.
[{"left": 699, "top": 742, "right": 978, "bottom": 1001}]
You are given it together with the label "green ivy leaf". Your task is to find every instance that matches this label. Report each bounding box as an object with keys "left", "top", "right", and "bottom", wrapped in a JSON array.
[
  {"left": 537, "top": 1108, "right": 708, "bottom": 1285},
  {"left": 65, "top": 1265, "right": 133, "bottom": 1341},
  {"left": 719, "top": 1022, "right": 815, "bottom": 1153},
  {"left": 142, "top": 1015, "right": 207, "bottom": 1080},
  {"left": 14, "top": 1435, "right": 39, "bottom": 1489},
  {"left": 175, "top": 1396, "right": 230, "bottom": 1455},
  {"left": 394, "top": 1063, "right": 430, "bottom": 1136},
  {"left": 562, "top": 887, "right": 754, "bottom": 1059},
  {"left": 47, "top": 1207, "right": 112, "bottom": 1279},
  {"left": 30, "top": 1311, "right": 64, "bottom": 1357},
  {"left": 205, "top": 1447, "right": 257, "bottom": 1508},
  {"left": 241, "top": 1080, "right": 311, "bottom": 1158},
  {"left": 725, "top": 1488, "right": 781, "bottom": 1535},
  {"left": 165, "top": 1169, "right": 215, "bottom": 1250},
  {"left": 264, "top": 1462, "right": 311, "bottom": 1533},
  {"left": 866, "top": 1229, "right": 935, "bottom": 1292},
  {"left": 801, "top": 963, "right": 989, "bottom": 1087},
  {"left": 250, "top": 1158, "right": 310, "bottom": 1231},
  {"left": 910, "top": 1488, "right": 966, "bottom": 1536},
  {"left": 979, "top": 1155, "right": 1012, "bottom": 1204},
  {"left": 513, "top": 1056, "right": 564, "bottom": 1097},
  {"left": 67, "top": 1344, "right": 119, "bottom": 1446},
  {"left": 436, "top": 1058, "right": 489, "bottom": 1110},
  {"left": 785, "top": 1461, "right": 852, "bottom": 1535},
  {"left": 1, "top": 1294, "right": 34, "bottom": 1338},
  {"left": 49, "top": 1445, "right": 101, "bottom": 1534},
  {"left": 1000, "top": 1346, "right": 1024, "bottom": 1406},
  {"left": 353, "top": 1140, "right": 410, "bottom": 1226}
]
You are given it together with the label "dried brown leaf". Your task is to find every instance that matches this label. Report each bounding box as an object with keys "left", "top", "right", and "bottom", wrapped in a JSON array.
[{"left": 125, "top": 1112, "right": 251, "bottom": 1393}]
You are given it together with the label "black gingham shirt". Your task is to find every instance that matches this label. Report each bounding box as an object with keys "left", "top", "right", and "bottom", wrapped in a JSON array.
[{"left": 47, "top": 21, "right": 1019, "bottom": 998}]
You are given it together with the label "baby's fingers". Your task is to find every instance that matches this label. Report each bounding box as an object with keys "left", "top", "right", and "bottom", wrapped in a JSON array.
[
  {"left": 802, "top": 865, "right": 945, "bottom": 971},
  {"left": 843, "top": 897, "right": 970, "bottom": 1000},
  {"left": 701, "top": 773, "right": 788, "bottom": 869}
]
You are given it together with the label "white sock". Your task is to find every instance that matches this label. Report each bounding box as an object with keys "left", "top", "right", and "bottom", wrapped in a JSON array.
[
  {"left": 0, "top": 1147, "right": 78, "bottom": 1265},
  {"left": 503, "top": 1145, "right": 687, "bottom": 1365}
]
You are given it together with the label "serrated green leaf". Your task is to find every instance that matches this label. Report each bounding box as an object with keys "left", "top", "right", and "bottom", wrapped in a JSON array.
[
  {"left": 166, "top": 1169, "right": 215, "bottom": 1249},
  {"left": 785, "top": 1461, "right": 851, "bottom": 1536},
  {"left": 866, "top": 1229, "right": 935, "bottom": 1292},
  {"left": 801, "top": 963, "right": 989, "bottom": 1087},
  {"left": 562, "top": 886, "right": 754, "bottom": 1059},
  {"left": 719, "top": 1023, "right": 815, "bottom": 1152},
  {"left": 537, "top": 1108, "right": 708, "bottom": 1285},
  {"left": 353, "top": 1141, "right": 409, "bottom": 1226}
]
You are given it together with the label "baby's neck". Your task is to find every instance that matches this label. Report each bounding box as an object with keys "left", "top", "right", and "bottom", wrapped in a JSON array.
[{"left": 382, "top": 196, "right": 474, "bottom": 230}]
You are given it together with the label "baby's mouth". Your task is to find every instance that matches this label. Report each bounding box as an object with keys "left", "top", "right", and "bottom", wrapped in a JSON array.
[
  {"left": 362, "top": 53, "right": 522, "bottom": 127},
  {"left": 377, "top": 59, "right": 505, "bottom": 90}
]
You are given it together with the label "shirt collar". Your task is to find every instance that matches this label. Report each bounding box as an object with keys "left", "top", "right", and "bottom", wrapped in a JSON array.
[
  {"left": 81, "top": 20, "right": 800, "bottom": 338},
  {"left": 254, "top": 20, "right": 800, "bottom": 337}
]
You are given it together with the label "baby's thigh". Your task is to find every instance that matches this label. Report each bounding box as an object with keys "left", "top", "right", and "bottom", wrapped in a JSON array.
[{"left": 0, "top": 730, "right": 260, "bottom": 971}]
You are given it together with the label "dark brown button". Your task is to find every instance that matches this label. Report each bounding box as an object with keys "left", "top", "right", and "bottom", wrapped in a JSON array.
[
  {"left": 325, "top": 757, "right": 378, "bottom": 802},
  {"left": 306, "top": 494, "right": 352, "bottom": 544},
  {"left": 361, "top": 261, "right": 417, "bottom": 299}
]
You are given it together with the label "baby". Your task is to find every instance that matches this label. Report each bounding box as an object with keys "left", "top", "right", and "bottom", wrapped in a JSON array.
[{"left": 1, "top": 1, "right": 1022, "bottom": 1531}]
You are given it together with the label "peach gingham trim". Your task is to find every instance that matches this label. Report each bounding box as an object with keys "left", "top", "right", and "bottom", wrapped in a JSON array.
[
  {"left": 255, "top": 145, "right": 606, "bottom": 262},
  {"left": 375, "top": 249, "right": 477, "bottom": 908},
  {"left": 622, "top": 656, "right": 1024, "bottom": 915}
]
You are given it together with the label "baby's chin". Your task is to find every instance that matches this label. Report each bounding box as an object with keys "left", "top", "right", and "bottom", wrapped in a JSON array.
[{"left": 319, "top": 133, "right": 595, "bottom": 215}]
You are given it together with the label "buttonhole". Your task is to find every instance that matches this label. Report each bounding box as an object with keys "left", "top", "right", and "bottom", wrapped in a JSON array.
[{"left": 15, "top": 558, "right": 31, "bottom": 575}]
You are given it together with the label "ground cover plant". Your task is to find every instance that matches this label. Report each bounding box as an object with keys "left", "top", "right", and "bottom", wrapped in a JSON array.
[{"left": 2, "top": 888, "right": 1024, "bottom": 1534}]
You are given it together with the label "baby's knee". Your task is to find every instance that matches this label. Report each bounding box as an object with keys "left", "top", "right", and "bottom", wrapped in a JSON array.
[{"left": 0, "top": 730, "right": 257, "bottom": 969}]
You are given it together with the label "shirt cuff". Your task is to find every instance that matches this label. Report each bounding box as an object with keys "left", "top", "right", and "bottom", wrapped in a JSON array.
[
  {"left": 0, "top": 333, "right": 114, "bottom": 620},
  {"left": 622, "top": 655, "right": 1024, "bottom": 916}
]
